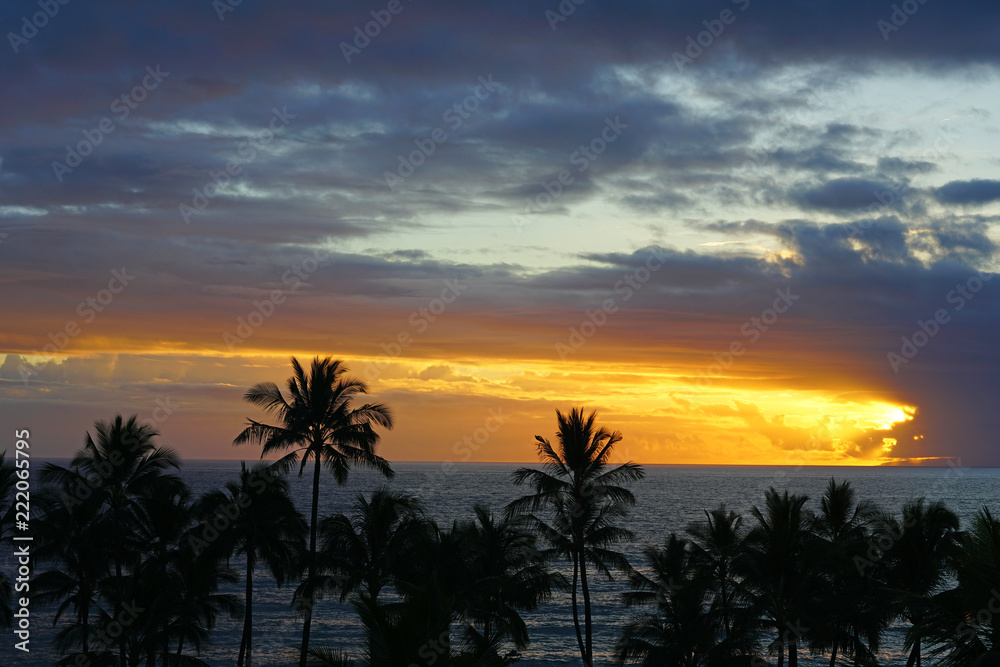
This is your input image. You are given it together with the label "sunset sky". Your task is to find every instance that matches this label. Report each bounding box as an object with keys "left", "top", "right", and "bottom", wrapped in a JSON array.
[{"left": 1, "top": 0, "right": 998, "bottom": 466}]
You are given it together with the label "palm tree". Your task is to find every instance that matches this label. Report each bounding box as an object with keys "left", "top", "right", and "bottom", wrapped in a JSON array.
[
  {"left": 507, "top": 407, "right": 644, "bottom": 666},
  {"left": 347, "top": 506, "right": 554, "bottom": 667},
  {"left": 351, "top": 587, "right": 454, "bottom": 667},
  {"left": 40, "top": 414, "right": 185, "bottom": 665},
  {"left": 685, "top": 505, "right": 746, "bottom": 650},
  {"left": 330, "top": 501, "right": 558, "bottom": 665},
  {"left": 316, "top": 486, "right": 425, "bottom": 604},
  {"left": 920, "top": 507, "right": 1000, "bottom": 665},
  {"left": 32, "top": 482, "right": 110, "bottom": 662},
  {"left": 879, "top": 498, "right": 960, "bottom": 667},
  {"left": 618, "top": 533, "right": 736, "bottom": 666},
  {"left": 810, "top": 479, "right": 888, "bottom": 666},
  {"left": 233, "top": 356, "right": 394, "bottom": 667},
  {"left": 194, "top": 462, "right": 307, "bottom": 667},
  {"left": 454, "top": 504, "right": 562, "bottom": 654},
  {"left": 130, "top": 480, "right": 198, "bottom": 665},
  {"left": 147, "top": 546, "right": 242, "bottom": 666},
  {"left": 738, "top": 488, "right": 822, "bottom": 667},
  {"left": 349, "top": 519, "right": 458, "bottom": 667}
]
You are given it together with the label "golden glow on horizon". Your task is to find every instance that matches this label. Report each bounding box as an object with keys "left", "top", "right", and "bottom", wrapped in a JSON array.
[
  {"left": 6, "top": 350, "right": 921, "bottom": 466},
  {"left": 351, "top": 354, "right": 917, "bottom": 466}
]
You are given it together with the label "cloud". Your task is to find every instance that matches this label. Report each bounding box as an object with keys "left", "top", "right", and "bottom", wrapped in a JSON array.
[
  {"left": 934, "top": 179, "right": 1000, "bottom": 205},
  {"left": 792, "top": 178, "right": 901, "bottom": 212}
]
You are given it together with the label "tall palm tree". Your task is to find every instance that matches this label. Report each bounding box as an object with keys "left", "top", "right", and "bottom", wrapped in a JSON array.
[
  {"left": 810, "top": 479, "right": 888, "bottom": 666},
  {"left": 880, "top": 498, "right": 960, "bottom": 667},
  {"left": 40, "top": 414, "right": 184, "bottom": 665},
  {"left": 194, "top": 462, "right": 307, "bottom": 667},
  {"left": 507, "top": 407, "right": 644, "bottom": 666},
  {"left": 685, "top": 505, "right": 746, "bottom": 649},
  {"left": 316, "top": 486, "right": 425, "bottom": 604},
  {"left": 738, "top": 488, "right": 822, "bottom": 667},
  {"left": 233, "top": 356, "right": 394, "bottom": 667}
]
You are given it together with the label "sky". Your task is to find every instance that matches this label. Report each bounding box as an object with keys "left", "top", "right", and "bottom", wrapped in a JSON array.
[{"left": 1, "top": 0, "right": 998, "bottom": 466}]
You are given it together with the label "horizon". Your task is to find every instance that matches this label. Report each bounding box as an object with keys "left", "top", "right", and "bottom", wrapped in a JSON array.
[{"left": 2, "top": 1, "right": 999, "bottom": 466}]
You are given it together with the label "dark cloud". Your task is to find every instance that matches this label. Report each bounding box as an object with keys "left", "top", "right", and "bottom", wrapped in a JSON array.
[
  {"left": 792, "top": 178, "right": 902, "bottom": 212},
  {"left": 934, "top": 179, "right": 1000, "bottom": 205}
]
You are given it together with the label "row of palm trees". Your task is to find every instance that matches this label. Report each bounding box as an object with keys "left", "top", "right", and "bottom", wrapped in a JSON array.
[
  {"left": 2, "top": 356, "right": 1000, "bottom": 666},
  {"left": 617, "top": 485, "right": 990, "bottom": 667}
]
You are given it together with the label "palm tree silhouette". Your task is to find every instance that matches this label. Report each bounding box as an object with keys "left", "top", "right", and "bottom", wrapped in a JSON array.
[
  {"left": 810, "top": 479, "right": 887, "bottom": 666},
  {"left": 194, "top": 462, "right": 306, "bottom": 667},
  {"left": 349, "top": 520, "right": 458, "bottom": 666},
  {"left": 130, "top": 491, "right": 242, "bottom": 666},
  {"left": 32, "top": 480, "right": 110, "bottom": 662},
  {"left": 617, "top": 533, "right": 730, "bottom": 666},
  {"left": 508, "top": 407, "right": 644, "bottom": 666},
  {"left": 344, "top": 504, "right": 556, "bottom": 665},
  {"left": 880, "top": 498, "right": 960, "bottom": 667},
  {"left": 40, "top": 414, "right": 184, "bottom": 666},
  {"left": 738, "top": 488, "right": 822, "bottom": 667},
  {"left": 454, "top": 504, "right": 562, "bottom": 653},
  {"left": 316, "top": 486, "right": 425, "bottom": 603},
  {"left": 685, "top": 504, "right": 746, "bottom": 650},
  {"left": 920, "top": 507, "right": 1000, "bottom": 665},
  {"left": 233, "top": 357, "right": 394, "bottom": 667}
]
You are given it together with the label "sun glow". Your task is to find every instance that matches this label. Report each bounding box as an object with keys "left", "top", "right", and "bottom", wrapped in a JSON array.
[
  {"left": 348, "top": 354, "right": 920, "bottom": 466},
  {"left": 6, "top": 349, "right": 924, "bottom": 466}
]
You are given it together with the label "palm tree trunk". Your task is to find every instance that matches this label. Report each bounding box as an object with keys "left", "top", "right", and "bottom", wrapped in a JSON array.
[
  {"left": 570, "top": 552, "right": 585, "bottom": 663},
  {"left": 239, "top": 555, "right": 254, "bottom": 667},
  {"left": 789, "top": 639, "right": 797, "bottom": 667},
  {"left": 82, "top": 598, "right": 89, "bottom": 654},
  {"left": 247, "top": 563, "right": 254, "bottom": 667},
  {"left": 238, "top": 629, "right": 248, "bottom": 667},
  {"left": 905, "top": 637, "right": 919, "bottom": 667},
  {"left": 828, "top": 639, "right": 837, "bottom": 667},
  {"left": 579, "top": 550, "right": 593, "bottom": 666},
  {"left": 299, "top": 454, "right": 322, "bottom": 667},
  {"left": 720, "top": 575, "right": 731, "bottom": 639},
  {"left": 116, "top": 557, "right": 126, "bottom": 667}
]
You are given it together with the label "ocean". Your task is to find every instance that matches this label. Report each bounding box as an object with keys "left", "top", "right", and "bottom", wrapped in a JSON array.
[{"left": 5, "top": 461, "right": 995, "bottom": 666}]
